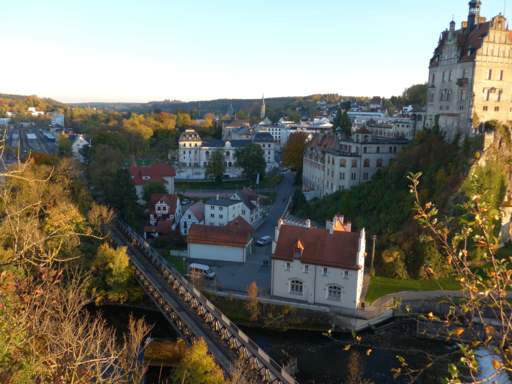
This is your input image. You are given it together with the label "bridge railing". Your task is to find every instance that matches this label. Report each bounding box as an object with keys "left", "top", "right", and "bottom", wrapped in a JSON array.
[{"left": 115, "top": 219, "right": 296, "bottom": 384}]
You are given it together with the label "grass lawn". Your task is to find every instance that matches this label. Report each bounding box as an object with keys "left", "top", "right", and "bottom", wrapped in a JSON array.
[
  {"left": 161, "top": 252, "right": 187, "bottom": 275},
  {"left": 366, "top": 276, "right": 461, "bottom": 303}
]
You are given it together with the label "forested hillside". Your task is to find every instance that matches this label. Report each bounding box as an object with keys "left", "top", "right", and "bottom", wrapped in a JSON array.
[
  {"left": 0, "top": 94, "right": 64, "bottom": 117},
  {"left": 292, "top": 127, "right": 510, "bottom": 279}
]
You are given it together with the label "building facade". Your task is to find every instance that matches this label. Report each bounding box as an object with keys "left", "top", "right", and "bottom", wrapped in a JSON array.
[
  {"left": 271, "top": 217, "right": 366, "bottom": 310},
  {"left": 129, "top": 163, "right": 176, "bottom": 203},
  {"left": 180, "top": 202, "right": 205, "bottom": 236},
  {"left": 302, "top": 131, "right": 409, "bottom": 198},
  {"left": 426, "top": 1, "right": 512, "bottom": 139},
  {"left": 204, "top": 198, "right": 245, "bottom": 227},
  {"left": 178, "top": 129, "right": 278, "bottom": 178}
]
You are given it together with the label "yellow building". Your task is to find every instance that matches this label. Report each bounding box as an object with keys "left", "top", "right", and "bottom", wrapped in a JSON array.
[{"left": 426, "top": 1, "right": 512, "bottom": 139}]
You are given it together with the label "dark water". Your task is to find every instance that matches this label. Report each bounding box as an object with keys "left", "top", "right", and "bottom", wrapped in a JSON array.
[{"left": 90, "top": 305, "right": 457, "bottom": 384}]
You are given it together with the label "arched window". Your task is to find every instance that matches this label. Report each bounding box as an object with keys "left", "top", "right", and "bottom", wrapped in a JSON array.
[
  {"left": 290, "top": 280, "right": 303, "bottom": 296},
  {"left": 327, "top": 285, "right": 343, "bottom": 301}
]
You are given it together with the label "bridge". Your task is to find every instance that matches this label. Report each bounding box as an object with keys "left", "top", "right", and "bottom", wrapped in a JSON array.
[{"left": 112, "top": 220, "right": 297, "bottom": 384}]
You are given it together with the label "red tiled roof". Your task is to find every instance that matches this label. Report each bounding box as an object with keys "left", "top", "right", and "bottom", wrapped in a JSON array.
[
  {"left": 188, "top": 218, "right": 252, "bottom": 248},
  {"left": 188, "top": 202, "right": 205, "bottom": 222},
  {"left": 130, "top": 163, "right": 176, "bottom": 185},
  {"left": 227, "top": 216, "right": 254, "bottom": 234},
  {"left": 148, "top": 194, "right": 179, "bottom": 215},
  {"left": 273, "top": 225, "right": 362, "bottom": 270},
  {"left": 144, "top": 218, "right": 173, "bottom": 235}
]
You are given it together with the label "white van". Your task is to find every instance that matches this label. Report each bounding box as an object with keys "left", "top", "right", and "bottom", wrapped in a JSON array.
[{"left": 188, "top": 263, "right": 216, "bottom": 279}]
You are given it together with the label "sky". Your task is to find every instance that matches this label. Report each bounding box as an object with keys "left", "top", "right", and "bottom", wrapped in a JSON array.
[{"left": 0, "top": 0, "right": 509, "bottom": 103}]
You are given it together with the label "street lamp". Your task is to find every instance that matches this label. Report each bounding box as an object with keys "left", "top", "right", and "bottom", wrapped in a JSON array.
[{"left": 370, "top": 235, "right": 377, "bottom": 276}]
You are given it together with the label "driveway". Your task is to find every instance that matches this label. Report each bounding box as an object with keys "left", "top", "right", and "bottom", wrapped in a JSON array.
[{"left": 255, "top": 171, "right": 295, "bottom": 240}]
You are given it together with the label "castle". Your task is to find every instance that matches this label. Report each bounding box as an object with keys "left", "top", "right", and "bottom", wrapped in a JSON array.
[{"left": 426, "top": 1, "right": 512, "bottom": 139}]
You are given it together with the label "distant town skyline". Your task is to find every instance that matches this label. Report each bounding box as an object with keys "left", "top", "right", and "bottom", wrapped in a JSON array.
[{"left": 1, "top": 0, "right": 509, "bottom": 103}]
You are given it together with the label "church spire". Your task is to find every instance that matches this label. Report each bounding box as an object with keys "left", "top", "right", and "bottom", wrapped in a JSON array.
[{"left": 260, "top": 94, "right": 266, "bottom": 120}]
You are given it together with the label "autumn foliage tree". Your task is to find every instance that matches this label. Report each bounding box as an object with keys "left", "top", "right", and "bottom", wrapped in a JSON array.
[
  {"left": 246, "top": 281, "right": 259, "bottom": 322},
  {"left": 172, "top": 338, "right": 225, "bottom": 384},
  {"left": 282, "top": 132, "right": 309, "bottom": 172}
]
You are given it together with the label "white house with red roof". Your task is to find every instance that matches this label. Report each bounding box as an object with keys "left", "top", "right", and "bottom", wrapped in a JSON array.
[
  {"left": 129, "top": 163, "right": 176, "bottom": 203},
  {"left": 144, "top": 194, "right": 181, "bottom": 238},
  {"left": 179, "top": 202, "right": 205, "bottom": 236},
  {"left": 187, "top": 216, "right": 254, "bottom": 263},
  {"left": 271, "top": 215, "right": 366, "bottom": 310},
  {"left": 230, "top": 188, "right": 263, "bottom": 227}
]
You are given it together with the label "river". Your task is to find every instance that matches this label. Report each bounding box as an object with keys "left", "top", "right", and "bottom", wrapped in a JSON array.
[{"left": 90, "top": 305, "right": 459, "bottom": 384}]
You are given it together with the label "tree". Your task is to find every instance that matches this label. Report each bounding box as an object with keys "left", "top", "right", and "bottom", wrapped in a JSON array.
[
  {"left": 235, "top": 144, "right": 266, "bottom": 183},
  {"left": 91, "top": 243, "right": 143, "bottom": 304},
  {"left": 333, "top": 108, "right": 352, "bottom": 136},
  {"left": 246, "top": 281, "right": 259, "bottom": 322},
  {"left": 143, "top": 180, "right": 167, "bottom": 202},
  {"left": 401, "top": 83, "right": 428, "bottom": 108},
  {"left": 172, "top": 338, "right": 225, "bottom": 384},
  {"left": 282, "top": 132, "right": 309, "bottom": 171},
  {"left": 58, "top": 133, "right": 72, "bottom": 157},
  {"left": 176, "top": 112, "right": 193, "bottom": 129},
  {"left": 406, "top": 172, "right": 512, "bottom": 383},
  {"left": 206, "top": 150, "right": 225, "bottom": 183}
]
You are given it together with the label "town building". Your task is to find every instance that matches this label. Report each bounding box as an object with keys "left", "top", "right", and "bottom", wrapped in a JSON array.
[
  {"left": 426, "top": 1, "right": 512, "bottom": 139},
  {"left": 51, "top": 112, "right": 65, "bottom": 128},
  {"left": 178, "top": 129, "right": 278, "bottom": 179},
  {"left": 271, "top": 216, "right": 366, "bottom": 310},
  {"left": 362, "top": 118, "right": 417, "bottom": 140},
  {"left": 27, "top": 107, "right": 45, "bottom": 117},
  {"left": 144, "top": 194, "right": 181, "bottom": 238},
  {"left": 302, "top": 131, "right": 409, "bottom": 199},
  {"left": 230, "top": 188, "right": 264, "bottom": 226},
  {"left": 187, "top": 217, "right": 254, "bottom": 263},
  {"left": 204, "top": 197, "right": 245, "bottom": 227},
  {"left": 129, "top": 163, "right": 176, "bottom": 202},
  {"left": 222, "top": 119, "right": 252, "bottom": 140},
  {"left": 180, "top": 202, "right": 205, "bottom": 236}
]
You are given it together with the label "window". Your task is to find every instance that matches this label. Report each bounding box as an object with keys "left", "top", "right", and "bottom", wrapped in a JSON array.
[
  {"left": 376, "top": 146, "right": 380, "bottom": 154},
  {"left": 483, "top": 106, "right": 489, "bottom": 111},
  {"left": 303, "top": 265, "right": 309, "bottom": 274},
  {"left": 219, "top": 207, "right": 223, "bottom": 211},
  {"left": 500, "top": 70, "right": 504, "bottom": 81},
  {"left": 290, "top": 280, "right": 303, "bottom": 296},
  {"left": 219, "top": 214, "right": 223, "bottom": 219},
  {"left": 376, "top": 159, "right": 383, "bottom": 168},
  {"left": 242, "top": 209, "right": 246, "bottom": 215},
  {"left": 340, "top": 172, "right": 345, "bottom": 180},
  {"left": 340, "top": 159, "right": 347, "bottom": 168},
  {"left": 495, "top": 106, "right": 500, "bottom": 112},
  {"left": 323, "top": 267, "right": 328, "bottom": 276},
  {"left": 344, "top": 270, "right": 350, "bottom": 279},
  {"left": 363, "top": 147, "right": 367, "bottom": 154},
  {"left": 488, "top": 69, "right": 493, "bottom": 80},
  {"left": 327, "top": 285, "right": 342, "bottom": 301},
  {"left": 389, "top": 146, "right": 393, "bottom": 153},
  {"left": 351, "top": 173, "right": 357, "bottom": 181},
  {"left": 285, "top": 262, "right": 291, "bottom": 271},
  {"left": 210, "top": 214, "right": 215, "bottom": 218},
  {"left": 188, "top": 214, "right": 192, "bottom": 219},
  {"left": 351, "top": 160, "right": 357, "bottom": 168},
  {"left": 363, "top": 159, "right": 370, "bottom": 168}
]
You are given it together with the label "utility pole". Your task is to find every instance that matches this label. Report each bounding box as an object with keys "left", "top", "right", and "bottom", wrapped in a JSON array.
[{"left": 371, "top": 234, "right": 377, "bottom": 276}]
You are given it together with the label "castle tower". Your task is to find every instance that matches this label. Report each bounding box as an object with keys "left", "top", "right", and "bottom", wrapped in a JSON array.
[
  {"left": 468, "top": 0, "right": 482, "bottom": 29},
  {"left": 260, "top": 94, "right": 266, "bottom": 120}
]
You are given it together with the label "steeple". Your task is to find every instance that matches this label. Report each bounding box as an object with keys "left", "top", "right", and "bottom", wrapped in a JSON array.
[
  {"left": 260, "top": 94, "right": 266, "bottom": 120},
  {"left": 468, "top": 0, "right": 482, "bottom": 29}
]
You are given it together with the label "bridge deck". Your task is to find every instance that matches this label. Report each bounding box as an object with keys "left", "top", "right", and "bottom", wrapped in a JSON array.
[{"left": 112, "top": 221, "right": 296, "bottom": 384}]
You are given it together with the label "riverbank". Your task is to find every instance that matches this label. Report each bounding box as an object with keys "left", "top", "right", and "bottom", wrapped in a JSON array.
[{"left": 91, "top": 303, "right": 459, "bottom": 384}]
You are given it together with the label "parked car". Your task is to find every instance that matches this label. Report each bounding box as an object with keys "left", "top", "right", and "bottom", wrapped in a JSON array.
[
  {"left": 256, "top": 235, "right": 272, "bottom": 246},
  {"left": 188, "top": 263, "right": 216, "bottom": 279}
]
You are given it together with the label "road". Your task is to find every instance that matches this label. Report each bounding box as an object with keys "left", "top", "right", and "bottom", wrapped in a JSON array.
[{"left": 196, "top": 171, "right": 296, "bottom": 294}]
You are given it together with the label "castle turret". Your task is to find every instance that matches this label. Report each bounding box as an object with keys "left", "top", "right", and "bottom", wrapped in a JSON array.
[{"left": 468, "top": 0, "right": 482, "bottom": 29}]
